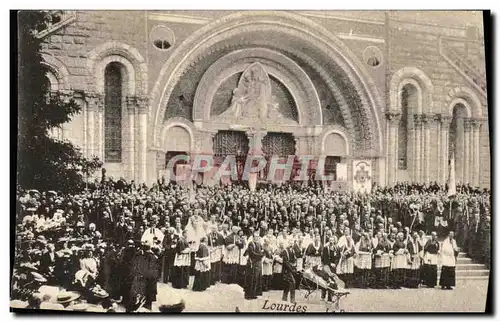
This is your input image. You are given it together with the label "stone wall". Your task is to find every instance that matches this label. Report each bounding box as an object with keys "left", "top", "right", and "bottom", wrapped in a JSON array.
[{"left": 37, "top": 10, "right": 490, "bottom": 187}]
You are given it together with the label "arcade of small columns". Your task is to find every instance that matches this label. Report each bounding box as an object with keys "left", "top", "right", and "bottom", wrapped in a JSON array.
[{"left": 386, "top": 110, "right": 484, "bottom": 186}]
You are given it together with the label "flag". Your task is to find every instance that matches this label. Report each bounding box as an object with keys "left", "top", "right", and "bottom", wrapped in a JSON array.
[{"left": 447, "top": 152, "right": 457, "bottom": 197}]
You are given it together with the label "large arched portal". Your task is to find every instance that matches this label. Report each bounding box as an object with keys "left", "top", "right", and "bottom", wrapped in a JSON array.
[{"left": 149, "top": 11, "right": 384, "bottom": 186}]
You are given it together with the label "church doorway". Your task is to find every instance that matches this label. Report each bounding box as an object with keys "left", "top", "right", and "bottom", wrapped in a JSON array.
[
  {"left": 262, "top": 132, "right": 296, "bottom": 182},
  {"left": 213, "top": 130, "right": 249, "bottom": 181}
]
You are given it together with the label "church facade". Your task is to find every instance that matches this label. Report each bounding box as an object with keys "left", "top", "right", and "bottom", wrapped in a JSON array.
[{"left": 38, "top": 10, "right": 490, "bottom": 188}]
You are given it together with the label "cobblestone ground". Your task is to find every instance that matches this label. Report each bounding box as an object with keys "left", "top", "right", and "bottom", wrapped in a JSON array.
[{"left": 153, "top": 279, "right": 489, "bottom": 313}]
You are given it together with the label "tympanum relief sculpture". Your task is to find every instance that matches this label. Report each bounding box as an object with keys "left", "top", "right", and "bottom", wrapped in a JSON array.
[{"left": 217, "top": 62, "right": 297, "bottom": 125}]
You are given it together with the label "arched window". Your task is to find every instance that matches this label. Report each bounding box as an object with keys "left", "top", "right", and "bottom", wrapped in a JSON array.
[
  {"left": 449, "top": 103, "right": 468, "bottom": 182},
  {"left": 104, "top": 62, "right": 123, "bottom": 163},
  {"left": 397, "top": 84, "right": 418, "bottom": 170}
]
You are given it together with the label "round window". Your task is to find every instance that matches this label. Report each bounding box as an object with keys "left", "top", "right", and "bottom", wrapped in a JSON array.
[
  {"left": 363, "top": 46, "right": 383, "bottom": 68},
  {"left": 150, "top": 25, "right": 175, "bottom": 51}
]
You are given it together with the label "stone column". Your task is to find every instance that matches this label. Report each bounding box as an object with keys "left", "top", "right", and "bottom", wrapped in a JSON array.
[
  {"left": 440, "top": 115, "right": 452, "bottom": 184},
  {"left": 97, "top": 98, "right": 105, "bottom": 160},
  {"left": 385, "top": 111, "right": 400, "bottom": 185},
  {"left": 82, "top": 99, "right": 87, "bottom": 158},
  {"left": 422, "top": 114, "right": 432, "bottom": 183},
  {"left": 471, "top": 118, "right": 482, "bottom": 186},
  {"left": 126, "top": 97, "right": 136, "bottom": 182},
  {"left": 413, "top": 114, "right": 423, "bottom": 182},
  {"left": 85, "top": 92, "right": 103, "bottom": 159},
  {"left": 246, "top": 129, "right": 267, "bottom": 156},
  {"left": 136, "top": 96, "right": 149, "bottom": 184},
  {"left": 463, "top": 118, "right": 472, "bottom": 184}
]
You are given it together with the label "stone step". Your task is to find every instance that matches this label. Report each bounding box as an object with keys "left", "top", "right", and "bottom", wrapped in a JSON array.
[
  {"left": 457, "top": 257, "right": 473, "bottom": 264},
  {"left": 438, "top": 269, "right": 489, "bottom": 277},
  {"left": 455, "top": 264, "right": 487, "bottom": 271}
]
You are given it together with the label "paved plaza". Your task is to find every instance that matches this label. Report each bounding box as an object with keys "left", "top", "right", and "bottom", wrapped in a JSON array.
[{"left": 152, "top": 279, "right": 489, "bottom": 313}]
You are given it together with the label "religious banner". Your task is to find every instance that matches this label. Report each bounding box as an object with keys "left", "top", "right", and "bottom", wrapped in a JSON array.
[
  {"left": 336, "top": 163, "right": 348, "bottom": 181},
  {"left": 352, "top": 160, "right": 372, "bottom": 194}
]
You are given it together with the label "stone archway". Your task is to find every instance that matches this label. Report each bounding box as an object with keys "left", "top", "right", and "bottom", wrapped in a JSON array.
[
  {"left": 192, "top": 48, "right": 322, "bottom": 126},
  {"left": 150, "top": 11, "right": 383, "bottom": 156}
]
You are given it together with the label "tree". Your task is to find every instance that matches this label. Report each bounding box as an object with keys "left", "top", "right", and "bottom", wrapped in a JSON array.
[{"left": 17, "top": 10, "right": 102, "bottom": 193}]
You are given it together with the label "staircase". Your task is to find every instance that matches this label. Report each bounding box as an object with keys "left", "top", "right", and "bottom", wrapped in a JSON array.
[{"left": 437, "top": 252, "right": 489, "bottom": 281}]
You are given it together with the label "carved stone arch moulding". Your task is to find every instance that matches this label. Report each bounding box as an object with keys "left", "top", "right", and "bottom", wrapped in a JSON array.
[
  {"left": 86, "top": 41, "right": 148, "bottom": 96},
  {"left": 192, "top": 47, "right": 322, "bottom": 125},
  {"left": 321, "top": 125, "right": 351, "bottom": 156},
  {"left": 158, "top": 117, "right": 196, "bottom": 152},
  {"left": 389, "top": 67, "right": 434, "bottom": 114},
  {"left": 41, "top": 54, "right": 70, "bottom": 91},
  {"left": 446, "top": 86, "right": 483, "bottom": 118},
  {"left": 150, "top": 11, "right": 383, "bottom": 155}
]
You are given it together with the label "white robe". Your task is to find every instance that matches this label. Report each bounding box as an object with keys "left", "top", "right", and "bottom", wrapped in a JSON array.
[
  {"left": 141, "top": 227, "right": 165, "bottom": 246},
  {"left": 441, "top": 238, "right": 458, "bottom": 267}
]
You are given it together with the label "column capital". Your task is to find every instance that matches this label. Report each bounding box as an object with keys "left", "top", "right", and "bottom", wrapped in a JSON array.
[
  {"left": 463, "top": 118, "right": 474, "bottom": 131},
  {"left": 385, "top": 111, "right": 401, "bottom": 123},
  {"left": 470, "top": 117, "right": 484, "bottom": 129},
  {"left": 133, "top": 95, "right": 150, "bottom": 114},
  {"left": 84, "top": 91, "right": 104, "bottom": 111},
  {"left": 413, "top": 114, "right": 424, "bottom": 126},
  {"left": 57, "top": 90, "right": 74, "bottom": 103},
  {"left": 439, "top": 114, "right": 453, "bottom": 127}
]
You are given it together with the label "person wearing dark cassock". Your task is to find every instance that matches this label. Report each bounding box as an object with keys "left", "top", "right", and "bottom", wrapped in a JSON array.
[
  {"left": 304, "top": 235, "right": 323, "bottom": 269},
  {"left": 421, "top": 232, "right": 440, "bottom": 288},
  {"left": 193, "top": 237, "right": 211, "bottom": 292},
  {"left": 237, "top": 231, "right": 248, "bottom": 288},
  {"left": 99, "top": 244, "right": 119, "bottom": 297},
  {"left": 321, "top": 236, "right": 340, "bottom": 300},
  {"left": 390, "top": 232, "right": 409, "bottom": 289},
  {"left": 261, "top": 239, "right": 273, "bottom": 292},
  {"left": 243, "top": 232, "right": 264, "bottom": 300},
  {"left": 207, "top": 225, "right": 224, "bottom": 285},
  {"left": 439, "top": 231, "right": 459, "bottom": 290},
  {"left": 280, "top": 243, "right": 297, "bottom": 303},
  {"left": 434, "top": 201, "right": 448, "bottom": 237},
  {"left": 222, "top": 226, "right": 243, "bottom": 284},
  {"left": 130, "top": 244, "right": 159, "bottom": 310},
  {"left": 336, "top": 228, "right": 355, "bottom": 288},
  {"left": 171, "top": 231, "right": 191, "bottom": 289},
  {"left": 354, "top": 233, "right": 373, "bottom": 288},
  {"left": 405, "top": 232, "right": 422, "bottom": 288},
  {"left": 372, "top": 232, "right": 391, "bottom": 288},
  {"left": 39, "top": 243, "right": 56, "bottom": 279},
  {"left": 162, "top": 227, "right": 177, "bottom": 284},
  {"left": 119, "top": 240, "right": 136, "bottom": 307}
]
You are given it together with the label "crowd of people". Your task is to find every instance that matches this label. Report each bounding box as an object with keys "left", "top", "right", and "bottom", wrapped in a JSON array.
[{"left": 11, "top": 178, "right": 491, "bottom": 311}]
